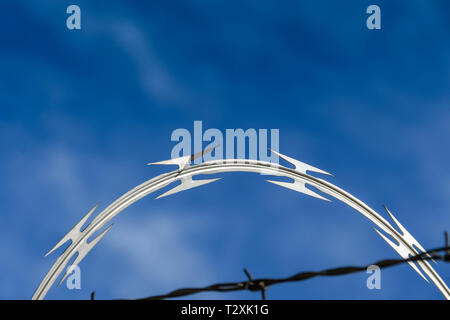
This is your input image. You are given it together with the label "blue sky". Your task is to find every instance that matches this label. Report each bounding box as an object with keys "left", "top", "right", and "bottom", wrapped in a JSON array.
[{"left": 0, "top": 0, "right": 449, "bottom": 299}]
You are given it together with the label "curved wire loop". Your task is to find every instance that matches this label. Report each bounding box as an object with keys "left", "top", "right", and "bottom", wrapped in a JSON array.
[{"left": 32, "top": 149, "right": 450, "bottom": 300}]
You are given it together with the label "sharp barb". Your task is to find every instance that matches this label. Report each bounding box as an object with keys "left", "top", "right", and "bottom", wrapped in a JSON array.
[
  {"left": 266, "top": 179, "right": 330, "bottom": 201},
  {"left": 407, "top": 260, "right": 430, "bottom": 283},
  {"left": 269, "top": 149, "right": 332, "bottom": 176},
  {"left": 148, "top": 146, "right": 218, "bottom": 170},
  {"left": 57, "top": 271, "right": 70, "bottom": 287},
  {"left": 373, "top": 227, "right": 398, "bottom": 249},
  {"left": 383, "top": 205, "right": 405, "bottom": 235},
  {"left": 190, "top": 145, "right": 218, "bottom": 162},
  {"left": 383, "top": 206, "right": 436, "bottom": 264},
  {"left": 45, "top": 203, "right": 100, "bottom": 257},
  {"left": 148, "top": 155, "right": 192, "bottom": 170},
  {"left": 57, "top": 224, "right": 113, "bottom": 287},
  {"left": 156, "top": 178, "right": 221, "bottom": 199},
  {"left": 45, "top": 237, "right": 71, "bottom": 259},
  {"left": 85, "top": 224, "right": 114, "bottom": 252},
  {"left": 373, "top": 228, "right": 429, "bottom": 283}
]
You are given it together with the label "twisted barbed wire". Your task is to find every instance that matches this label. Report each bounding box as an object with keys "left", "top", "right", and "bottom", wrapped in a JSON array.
[
  {"left": 135, "top": 238, "right": 450, "bottom": 300},
  {"left": 33, "top": 148, "right": 450, "bottom": 299}
]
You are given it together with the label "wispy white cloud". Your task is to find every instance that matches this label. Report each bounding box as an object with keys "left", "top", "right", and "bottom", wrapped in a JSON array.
[{"left": 104, "top": 211, "right": 218, "bottom": 298}]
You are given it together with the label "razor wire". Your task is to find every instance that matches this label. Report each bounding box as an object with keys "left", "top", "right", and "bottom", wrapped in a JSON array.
[{"left": 32, "top": 148, "right": 450, "bottom": 299}]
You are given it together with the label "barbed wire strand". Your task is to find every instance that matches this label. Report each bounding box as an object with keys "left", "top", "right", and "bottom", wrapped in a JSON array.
[{"left": 92, "top": 232, "right": 450, "bottom": 300}]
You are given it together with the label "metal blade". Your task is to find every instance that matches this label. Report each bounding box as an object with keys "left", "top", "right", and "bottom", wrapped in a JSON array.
[
  {"left": 374, "top": 228, "right": 429, "bottom": 283},
  {"left": 45, "top": 203, "right": 100, "bottom": 257},
  {"left": 270, "top": 149, "right": 332, "bottom": 176},
  {"left": 156, "top": 178, "right": 221, "bottom": 199},
  {"left": 383, "top": 206, "right": 436, "bottom": 264},
  {"left": 57, "top": 224, "right": 113, "bottom": 286},
  {"left": 266, "top": 179, "right": 330, "bottom": 201},
  {"left": 148, "top": 146, "right": 218, "bottom": 170}
]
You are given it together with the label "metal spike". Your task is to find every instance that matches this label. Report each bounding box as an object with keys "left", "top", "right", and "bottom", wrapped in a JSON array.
[
  {"left": 148, "top": 146, "right": 217, "bottom": 170},
  {"left": 149, "top": 155, "right": 192, "bottom": 170},
  {"left": 383, "top": 206, "right": 436, "bottom": 264},
  {"left": 45, "top": 203, "right": 100, "bottom": 257},
  {"left": 156, "top": 178, "right": 221, "bottom": 199},
  {"left": 374, "top": 228, "right": 429, "bottom": 283},
  {"left": 383, "top": 206, "right": 407, "bottom": 235},
  {"left": 269, "top": 149, "right": 332, "bottom": 176},
  {"left": 266, "top": 179, "right": 330, "bottom": 201},
  {"left": 57, "top": 224, "right": 113, "bottom": 286},
  {"left": 57, "top": 268, "right": 73, "bottom": 287}
]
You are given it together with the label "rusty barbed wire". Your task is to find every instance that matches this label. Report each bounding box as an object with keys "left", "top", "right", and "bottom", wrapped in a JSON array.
[{"left": 114, "top": 232, "right": 448, "bottom": 300}]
